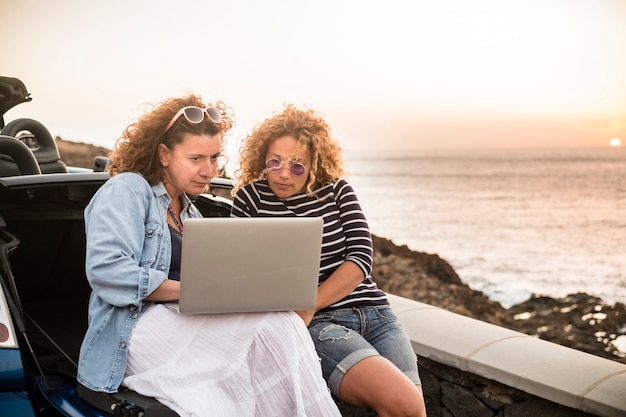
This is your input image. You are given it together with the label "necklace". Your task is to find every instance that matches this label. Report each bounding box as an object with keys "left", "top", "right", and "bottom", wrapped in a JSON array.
[{"left": 167, "top": 205, "right": 184, "bottom": 234}]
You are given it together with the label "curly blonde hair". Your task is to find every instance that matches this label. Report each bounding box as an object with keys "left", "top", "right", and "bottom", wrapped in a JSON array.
[
  {"left": 234, "top": 104, "right": 345, "bottom": 195},
  {"left": 108, "top": 94, "right": 235, "bottom": 185}
]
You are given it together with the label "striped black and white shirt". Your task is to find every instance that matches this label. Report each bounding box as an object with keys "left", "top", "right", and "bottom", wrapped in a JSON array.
[{"left": 231, "top": 179, "right": 388, "bottom": 311}]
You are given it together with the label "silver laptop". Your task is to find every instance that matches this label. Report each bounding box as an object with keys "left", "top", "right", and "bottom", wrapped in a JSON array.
[{"left": 177, "top": 217, "right": 323, "bottom": 314}]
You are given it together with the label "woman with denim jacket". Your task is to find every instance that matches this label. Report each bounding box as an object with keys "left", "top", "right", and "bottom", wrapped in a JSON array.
[
  {"left": 77, "top": 95, "right": 340, "bottom": 417},
  {"left": 232, "top": 105, "right": 427, "bottom": 417}
]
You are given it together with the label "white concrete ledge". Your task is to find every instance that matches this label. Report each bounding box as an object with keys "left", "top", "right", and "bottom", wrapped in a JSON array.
[{"left": 388, "top": 294, "right": 626, "bottom": 417}]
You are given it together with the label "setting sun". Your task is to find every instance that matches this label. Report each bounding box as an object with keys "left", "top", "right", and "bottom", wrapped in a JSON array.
[{"left": 609, "top": 138, "right": 622, "bottom": 147}]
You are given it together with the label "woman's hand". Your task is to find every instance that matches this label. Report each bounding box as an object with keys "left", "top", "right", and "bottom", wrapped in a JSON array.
[
  {"left": 145, "top": 279, "right": 181, "bottom": 302},
  {"left": 294, "top": 309, "right": 316, "bottom": 326},
  {"left": 294, "top": 261, "right": 365, "bottom": 326}
]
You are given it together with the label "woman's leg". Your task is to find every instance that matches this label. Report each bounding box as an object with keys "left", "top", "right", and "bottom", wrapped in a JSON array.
[
  {"left": 247, "top": 311, "right": 341, "bottom": 417},
  {"left": 354, "top": 305, "right": 427, "bottom": 416},
  {"left": 309, "top": 307, "right": 427, "bottom": 417},
  {"left": 363, "top": 306, "right": 422, "bottom": 385},
  {"left": 124, "top": 305, "right": 255, "bottom": 416},
  {"left": 339, "top": 355, "right": 426, "bottom": 417},
  {"left": 124, "top": 305, "right": 339, "bottom": 416}
]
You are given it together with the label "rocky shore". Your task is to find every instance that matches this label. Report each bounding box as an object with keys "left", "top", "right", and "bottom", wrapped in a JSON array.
[
  {"left": 56, "top": 137, "right": 626, "bottom": 365},
  {"left": 372, "top": 235, "right": 626, "bottom": 364}
]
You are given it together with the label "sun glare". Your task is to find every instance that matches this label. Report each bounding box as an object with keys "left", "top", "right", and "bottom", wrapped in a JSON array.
[{"left": 609, "top": 138, "right": 622, "bottom": 147}]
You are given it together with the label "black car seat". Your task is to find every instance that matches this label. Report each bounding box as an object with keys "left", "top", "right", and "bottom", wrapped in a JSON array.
[
  {"left": 0, "top": 134, "right": 42, "bottom": 176},
  {"left": 1, "top": 118, "right": 68, "bottom": 174}
]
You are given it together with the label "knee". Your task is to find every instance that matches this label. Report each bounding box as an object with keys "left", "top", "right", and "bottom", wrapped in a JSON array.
[
  {"left": 377, "top": 386, "right": 426, "bottom": 417},
  {"left": 406, "top": 385, "right": 427, "bottom": 417},
  {"left": 389, "top": 395, "right": 426, "bottom": 417}
]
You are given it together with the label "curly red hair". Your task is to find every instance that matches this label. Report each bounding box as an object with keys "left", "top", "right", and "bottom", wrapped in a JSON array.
[
  {"left": 109, "top": 94, "right": 234, "bottom": 185},
  {"left": 234, "top": 104, "right": 345, "bottom": 195}
]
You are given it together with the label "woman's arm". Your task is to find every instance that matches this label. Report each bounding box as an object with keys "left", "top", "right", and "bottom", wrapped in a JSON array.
[
  {"left": 296, "top": 181, "right": 373, "bottom": 324},
  {"left": 85, "top": 176, "right": 168, "bottom": 307},
  {"left": 335, "top": 181, "right": 373, "bottom": 278},
  {"left": 144, "top": 279, "right": 180, "bottom": 301},
  {"left": 295, "top": 260, "right": 364, "bottom": 325}
]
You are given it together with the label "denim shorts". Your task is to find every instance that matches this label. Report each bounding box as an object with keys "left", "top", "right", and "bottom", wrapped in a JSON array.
[{"left": 308, "top": 305, "right": 420, "bottom": 396}]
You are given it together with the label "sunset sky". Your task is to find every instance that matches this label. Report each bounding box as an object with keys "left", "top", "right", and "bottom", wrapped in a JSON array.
[{"left": 1, "top": 0, "right": 625, "bottom": 158}]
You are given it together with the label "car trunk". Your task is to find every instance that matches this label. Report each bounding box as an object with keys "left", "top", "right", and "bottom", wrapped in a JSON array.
[{"left": 1, "top": 182, "right": 95, "bottom": 378}]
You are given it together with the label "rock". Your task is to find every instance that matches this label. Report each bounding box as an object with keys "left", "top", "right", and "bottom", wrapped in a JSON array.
[
  {"left": 55, "top": 137, "right": 110, "bottom": 169},
  {"left": 503, "top": 293, "right": 626, "bottom": 363},
  {"left": 372, "top": 235, "right": 506, "bottom": 324},
  {"left": 440, "top": 382, "right": 493, "bottom": 417},
  {"left": 418, "top": 357, "right": 598, "bottom": 417},
  {"left": 472, "top": 384, "right": 528, "bottom": 410},
  {"left": 503, "top": 398, "right": 593, "bottom": 417},
  {"left": 370, "top": 236, "right": 626, "bottom": 365}
]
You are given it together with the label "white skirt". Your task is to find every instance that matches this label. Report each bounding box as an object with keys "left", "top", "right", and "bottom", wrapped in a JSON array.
[{"left": 122, "top": 304, "right": 340, "bottom": 417}]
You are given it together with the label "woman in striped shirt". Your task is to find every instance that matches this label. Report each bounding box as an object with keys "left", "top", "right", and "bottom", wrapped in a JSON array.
[{"left": 232, "top": 105, "right": 427, "bottom": 417}]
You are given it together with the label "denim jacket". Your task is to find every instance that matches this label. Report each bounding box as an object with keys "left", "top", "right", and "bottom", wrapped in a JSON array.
[{"left": 77, "top": 172, "right": 201, "bottom": 392}]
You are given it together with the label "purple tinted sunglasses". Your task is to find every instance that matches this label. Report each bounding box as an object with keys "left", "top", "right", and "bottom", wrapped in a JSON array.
[{"left": 265, "top": 158, "right": 307, "bottom": 176}]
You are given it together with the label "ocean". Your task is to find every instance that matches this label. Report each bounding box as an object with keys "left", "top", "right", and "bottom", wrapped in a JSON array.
[{"left": 344, "top": 147, "right": 626, "bottom": 308}]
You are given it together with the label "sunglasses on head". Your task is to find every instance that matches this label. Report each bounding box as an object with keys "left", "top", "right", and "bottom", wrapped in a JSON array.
[
  {"left": 164, "top": 106, "right": 222, "bottom": 132},
  {"left": 265, "top": 158, "right": 307, "bottom": 176}
]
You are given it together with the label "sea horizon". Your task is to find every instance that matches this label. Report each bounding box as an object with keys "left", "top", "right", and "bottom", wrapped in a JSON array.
[{"left": 345, "top": 146, "right": 625, "bottom": 308}]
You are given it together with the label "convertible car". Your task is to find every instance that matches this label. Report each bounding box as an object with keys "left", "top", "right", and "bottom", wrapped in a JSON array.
[{"left": 0, "top": 76, "right": 233, "bottom": 416}]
